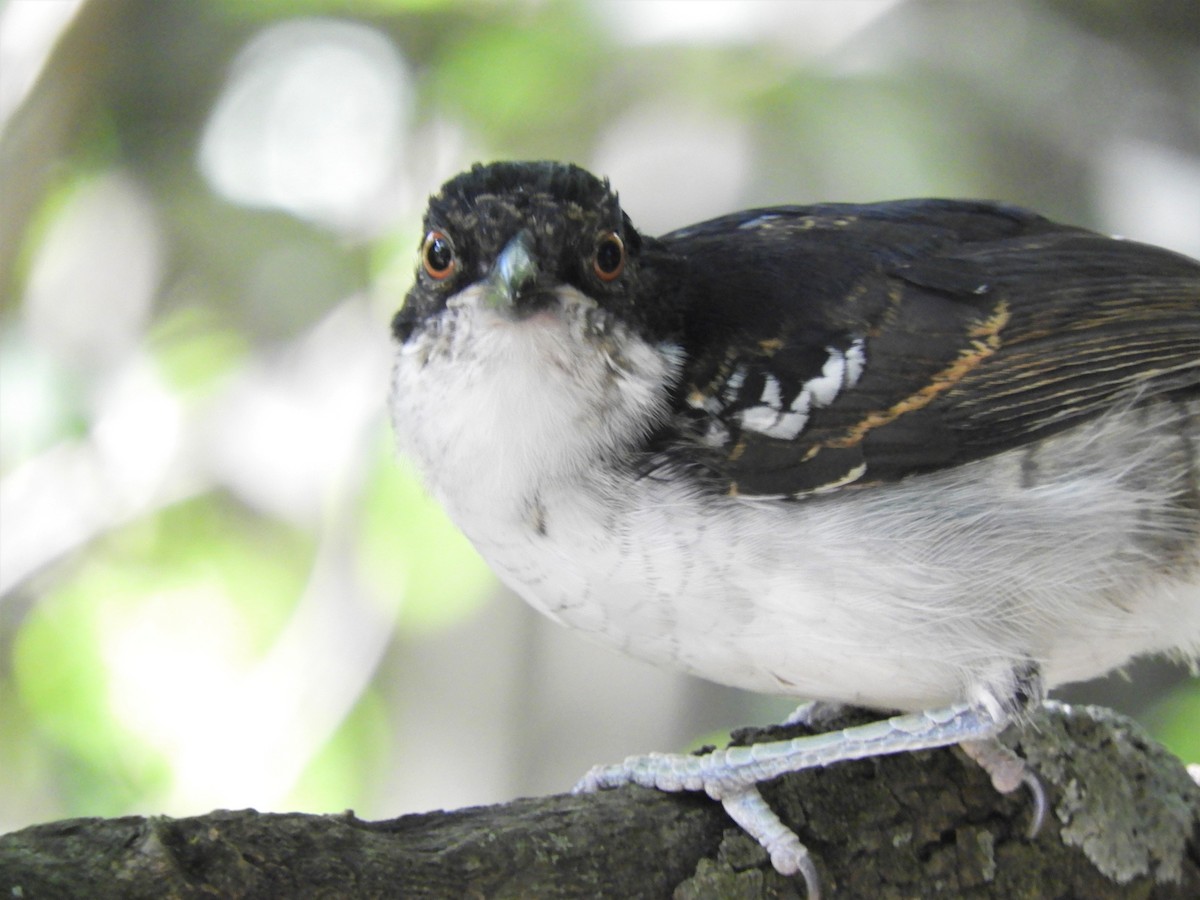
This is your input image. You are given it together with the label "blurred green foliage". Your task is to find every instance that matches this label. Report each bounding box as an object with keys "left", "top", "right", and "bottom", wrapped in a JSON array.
[
  {"left": 1145, "top": 680, "right": 1200, "bottom": 764},
  {"left": 13, "top": 495, "right": 309, "bottom": 804},
  {"left": 358, "top": 440, "right": 494, "bottom": 633}
]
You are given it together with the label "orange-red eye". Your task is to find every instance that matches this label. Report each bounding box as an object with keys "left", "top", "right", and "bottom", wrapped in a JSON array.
[
  {"left": 593, "top": 231, "right": 625, "bottom": 282},
  {"left": 421, "top": 231, "right": 456, "bottom": 280}
]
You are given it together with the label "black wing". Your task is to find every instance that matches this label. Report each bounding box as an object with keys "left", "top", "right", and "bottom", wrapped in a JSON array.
[{"left": 654, "top": 200, "right": 1200, "bottom": 497}]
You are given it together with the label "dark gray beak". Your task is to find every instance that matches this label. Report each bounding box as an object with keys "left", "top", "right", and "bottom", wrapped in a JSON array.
[{"left": 483, "top": 232, "right": 538, "bottom": 311}]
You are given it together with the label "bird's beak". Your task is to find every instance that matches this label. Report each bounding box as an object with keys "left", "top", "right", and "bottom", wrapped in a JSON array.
[{"left": 483, "top": 232, "right": 538, "bottom": 311}]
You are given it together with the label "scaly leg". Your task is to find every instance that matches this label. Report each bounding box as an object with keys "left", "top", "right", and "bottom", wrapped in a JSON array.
[{"left": 575, "top": 692, "right": 1042, "bottom": 900}]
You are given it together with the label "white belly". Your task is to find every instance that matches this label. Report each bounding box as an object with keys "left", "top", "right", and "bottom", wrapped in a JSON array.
[{"left": 458, "top": 403, "right": 1200, "bottom": 712}]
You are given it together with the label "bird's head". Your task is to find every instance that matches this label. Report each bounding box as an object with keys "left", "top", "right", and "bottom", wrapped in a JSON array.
[
  {"left": 392, "top": 161, "right": 684, "bottom": 347},
  {"left": 389, "top": 161, "right": 687, "bottom": 493}
]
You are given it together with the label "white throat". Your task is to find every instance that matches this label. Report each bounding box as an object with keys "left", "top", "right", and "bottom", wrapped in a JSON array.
[{"left": 391, "top": 284, "right": 681, "bottom": 522}]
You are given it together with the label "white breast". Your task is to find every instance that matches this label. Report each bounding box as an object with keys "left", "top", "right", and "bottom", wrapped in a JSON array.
[{"left": 391, "top": 284, "right": 681, "bottom": 525}]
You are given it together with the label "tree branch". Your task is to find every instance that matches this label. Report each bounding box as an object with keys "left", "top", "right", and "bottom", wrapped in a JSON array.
[{"left": 2, "top": 704, "right": 1197, "bottom": 898}]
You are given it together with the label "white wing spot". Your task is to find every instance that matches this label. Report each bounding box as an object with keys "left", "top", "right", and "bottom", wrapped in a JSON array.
[
  {"left": 737, "top": 403, "right": 809, "bottom": 441},
  {"left": 793, "top": 339, "right": 868, "bottom": 412},
  {"left": 722, "top": 338, "right": 867, "bottom": 443},
  {"left": 723, "top": 366, "right": 747, "bottom": 403},
  {"left": 766, "top": 411, "right": 808, "bottom": 440},
  {"left": 844, "top": 338, "right": 866, "bottom": 386},
  {"left": 806, "top": 351, "right": 845, "bottom": 406},
  {"left": 760, "top": 374, "right": 783, "bottom": 409},
  {"left": 739, "top": 405, "right": 782, "bottom": 434}
]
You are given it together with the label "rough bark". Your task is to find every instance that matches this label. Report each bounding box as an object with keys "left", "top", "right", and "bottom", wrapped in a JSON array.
[{"left": 2, "top": 704, "right": 1198, "bottom": 899}]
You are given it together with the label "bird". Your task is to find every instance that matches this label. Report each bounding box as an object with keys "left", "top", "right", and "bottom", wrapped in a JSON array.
[{"left": 389, "top": 160, "right": 1200, "bottom": 896}]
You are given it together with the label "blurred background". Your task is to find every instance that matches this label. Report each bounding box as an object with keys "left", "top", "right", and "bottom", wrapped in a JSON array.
[{"left": 2, "top": 0, "right": 1198, "bottom": 835}]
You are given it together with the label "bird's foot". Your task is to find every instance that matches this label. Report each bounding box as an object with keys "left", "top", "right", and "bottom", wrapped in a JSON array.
[{"left": 574, "top": 700, "right": 1016, "bottom": 900}]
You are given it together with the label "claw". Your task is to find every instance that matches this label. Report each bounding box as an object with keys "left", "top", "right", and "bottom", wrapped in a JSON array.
[
  {"left": 1023, "top": 770, "right": 1047, "bottom": 838},
  {"left": 958, "top": 735, "right": 1047, "bottom": 837},
  {"left": 721, "top": 787, "right": 821, "bottom": 899}
]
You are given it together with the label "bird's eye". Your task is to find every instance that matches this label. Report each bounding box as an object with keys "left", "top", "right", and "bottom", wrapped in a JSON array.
[
  {"left": 593, "top": 231, "right": 625, "bottom": 282},
  {"left": 421, "top": 231, "right": 456, "bottom": 280}
]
